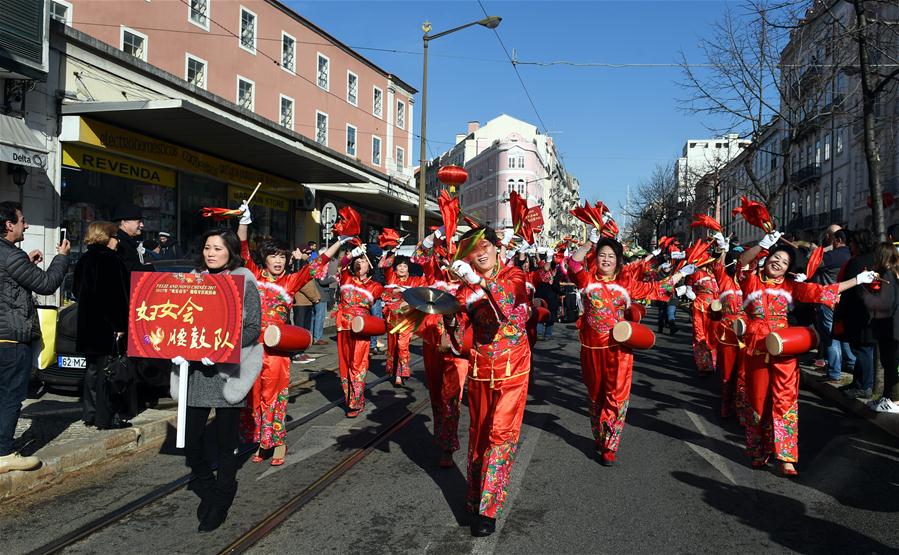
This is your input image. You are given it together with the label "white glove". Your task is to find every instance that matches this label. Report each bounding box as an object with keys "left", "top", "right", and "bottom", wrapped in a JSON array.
[
  {"left": 588, "top": 227, "right": 601, "bottom": 243},
  {"left": 171, "top": 356, "right": 186, "bottom": 366},
  {"left": 660, "top": 262, "right": 672, "bottom": 272},
  {"left": 434, "top": 226, "right": 446, "bottom": 240},
  {"left": 712, "top": 232, "right": 729, "bottom": 252},
  {"left": 350, "top": 246, "right": 365, "bottom": 258},
  {"left": 239, "top": 201, "right": 252, "bottom": 225},
  {"left": 855, "top": 270, "right": 878, "bottom": 284},
  {"left": 671, "top": 251, "right": 686, "bottom": 260},
  {"left": 758, "top": 230, "right": 783, "bottom": 249},
  {"left": 525, "top": 244, "right": 537, "bottom": 255},
  {"left": 685, "top": 286, "right": 696, "bottom": 301},
  {"left": 504, "top": 249, "right": 518, "bottom": 261},
  {"left": 451, "top": 260, "right": 481, "bottom": 285},
  {"left": 136, "top": 242, "right": 146, "bottom": 255},
  {"left": 602, "top": 211, "right": 612, "bottom": 224},
  {"left": 338, "top": 235, "right": 354, "bottom": 244},
  {"left": 501, "top": 228, "right": 515, "bottom": 247},
  {"left": 680, "top": 263, "right": 697, "bottom": 276},
  {"left": 792, "top": 273, "right": 807, "bottom": 283},
  {"left": 652, "top": 248, "right": 662, "bottom": 257},
  {"left": 675, "top": 285, "right": 687, "bottom": 297},
  {"left": 201, "top": 357, "right": 214, "bottom": 366}
]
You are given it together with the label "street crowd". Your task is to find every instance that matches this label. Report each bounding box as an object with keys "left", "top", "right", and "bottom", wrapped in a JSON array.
[{"left": 0, "top": 194, "right": 896, "bottom": 538}]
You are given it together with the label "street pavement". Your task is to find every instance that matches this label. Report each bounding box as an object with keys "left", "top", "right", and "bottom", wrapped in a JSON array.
[{"left": 2, "top": 315, "right": 898, "bottom": 554}]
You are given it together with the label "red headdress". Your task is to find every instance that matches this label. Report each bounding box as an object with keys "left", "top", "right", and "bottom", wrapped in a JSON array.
[
  {"left": 732, "top": 196, "right": 774, "bottom": 233},
  {"left": 676, "top": 238, "right": 714, "bottom": 272},
  {"left": 690, "top": 214, "right": 722, "bottom": 233}
]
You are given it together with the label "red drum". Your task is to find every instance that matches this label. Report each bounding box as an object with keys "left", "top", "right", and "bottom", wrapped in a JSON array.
[
  {"left": 263, "top": 324, "right": 312, "bottom": 353},
  {"left": 533, "top": 297, "right": 548, "bottom": 310},
  {"left": 732, "top": 318, "right": 747, "bottom": 337},
  {"left": 351, "top": 315, "right": 387, "bottom": 337},
  {"left": 612, "top": 321, "right": 656, "bottom": 350},
  {"left": 535, "top": 306, "right": 551, "bottom": 323},
  {"left": 625, "top": 303, "right": 646, "bottom": 323},
  {"left": 709, "top": 300, "right": 723, "bottom": 321},
  {"left": 766, "top": 326, "right": 819, "bottom": 356},
  {"left": 448, "top": 324, "right": 473, "bottom": 358}
]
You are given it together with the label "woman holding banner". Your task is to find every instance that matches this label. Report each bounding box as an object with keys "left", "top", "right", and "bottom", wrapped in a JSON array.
[{"left": 175, "top": 228, "right": 262, "bottom": 532}]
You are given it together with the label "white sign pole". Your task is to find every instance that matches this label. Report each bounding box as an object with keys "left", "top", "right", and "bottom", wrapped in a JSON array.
[{"left": 176, "top": 360, "right": 189, "bottom": 448}]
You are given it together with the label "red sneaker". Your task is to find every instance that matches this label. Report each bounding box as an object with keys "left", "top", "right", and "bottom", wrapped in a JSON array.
[{"left": 600, "top": 451, "right": 616, "bottom": 466}]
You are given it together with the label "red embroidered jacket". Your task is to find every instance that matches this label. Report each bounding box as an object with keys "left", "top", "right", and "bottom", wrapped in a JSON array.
[
  {"left": 687, "top": 268, "right": 721, "bottom": 312},
  {"left": 335, "top": 271, "right": 384, "bottom": 332},
  {"left": 381, "top": 268, "right": 426, "bottom": 327}
]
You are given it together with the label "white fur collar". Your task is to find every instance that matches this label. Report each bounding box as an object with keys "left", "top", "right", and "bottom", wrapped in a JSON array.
[
  {"left": 466, "top": 289, "right": 486, "bottom": 307},
  {"left": 742, "top": 288, "right": 793, "bottom": 309},
  {"left": 340, "top": 283, "right": 374, "bottom": 302},
  {"left": 583, "top": 281, "right": 631, "bottom": 307}
]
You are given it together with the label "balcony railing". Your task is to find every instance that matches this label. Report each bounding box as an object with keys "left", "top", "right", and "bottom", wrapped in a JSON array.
[{"left": 791, "top": 164, "right": 821, "bottom": 186}]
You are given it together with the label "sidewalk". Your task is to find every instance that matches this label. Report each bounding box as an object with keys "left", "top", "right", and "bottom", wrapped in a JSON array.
[
  {"left": 798, "top": 361, "right": 899, "bottom": 440},
  {"left": 0, "top": 336, "right": 341, "bottom": 501}
]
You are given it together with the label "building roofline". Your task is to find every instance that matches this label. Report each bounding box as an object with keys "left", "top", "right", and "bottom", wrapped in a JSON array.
[{"left": 267, "top": 0, "right": 417, "bottom": 95}]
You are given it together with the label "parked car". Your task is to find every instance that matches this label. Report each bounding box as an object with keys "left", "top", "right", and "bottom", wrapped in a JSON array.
[{"left": 37, "top": 259, "right": 196, "bottom": 390}]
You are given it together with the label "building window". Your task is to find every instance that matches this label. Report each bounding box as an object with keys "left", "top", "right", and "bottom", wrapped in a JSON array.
[
  {"left": 281, "top": 32, "right": 296, "bottom": 73},
  {"left": 835, "top": 181, "right": 843, "bottom": 208},
  {"left": 316, "top": 111, "right": 328, "bottom": 145},
  {"left": 185, "top": 54, "right": 207, "bottom": 89},
  {"left": 815, "top": 139, "right": 821, "bottom": 166},
  {"left": 372, "top": 136, "right": 382, "bottom": 165},
  {"left": 396, "top": 100, "right": 405, "bottom": 129},
  {"left": 280, "top": 95, "right": 294, "bottom": 129},
  {"left": 518, "top": 156, "right": 525, "bottom": 168},
  {"left": 317, "top": 53, "right": 329, "bottom": 90},
  {"left": 396, "top": 147, "right": 405, "bottom": 170},
  {"left": 188, "top": 0, "right": 208, "bottom": 29},
  {"left": 824, "top": 133, "right": 831, "bottom": 160},
  {"left": 836, "top": 128, "right": 844, "bottom": 155},
  {"left": 239, "top": 7, "right": 256, "bottom": 53},
  {"left": 346, "top": 124, "right": 357, "bottom": 156},
  {"left": 518, "top": 179, "right": 526, "bottom": 195},
  {"left": 507, "top": 156, "right": 515, "bottom": 169},
  {"left": 373, "top": 86, "right": 383, "bottom": 118},
  {"left": 121, "top": 27, "right": 148, "bottom": 61},
  {"left": 347, "top": 71, "right": 358, "bottom": 106},
  {"left": 814, "top": 190, "right": 820, "bottom": 213},
  {"left": 237, "top": 76, "right": 254, "bottom": 110},
  {"left": 51, "top": 0, "right": 73, "bottom": 25}
]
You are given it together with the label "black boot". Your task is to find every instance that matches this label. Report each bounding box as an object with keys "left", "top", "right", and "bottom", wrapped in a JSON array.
[
  {"left": 190, "top": 474, "right": 216, "bottom": 522},
  {"left": 471, "top": 515, "right": 496, "bottom": 537},
  {"left": 198, "top": 481, "right": 237, "bottom": 533}
]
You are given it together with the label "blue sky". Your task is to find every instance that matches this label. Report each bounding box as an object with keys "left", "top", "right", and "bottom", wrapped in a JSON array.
[{"left": 291, "top": 0, "right": 734, "bottom": 215}]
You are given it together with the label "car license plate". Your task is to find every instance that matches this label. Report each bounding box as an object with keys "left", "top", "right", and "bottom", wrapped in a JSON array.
[{"left": 58, "top": 355, "right": 86, "bottom": 369}]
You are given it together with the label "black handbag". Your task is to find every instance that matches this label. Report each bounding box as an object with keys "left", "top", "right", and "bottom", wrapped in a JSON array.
[{"left": 103, "top": 336, "right": 134, "bottom": 396}]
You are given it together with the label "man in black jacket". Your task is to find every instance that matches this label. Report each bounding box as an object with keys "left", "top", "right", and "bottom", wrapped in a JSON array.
[
  {"left": 0, "top": 202, "right": 69, "bottom": 474},
  {"left": 113, "top": 203, "right": 154, "bottom": 272},
  {"left": 812, "top": 227, "right": 855, "bottom": 382}
]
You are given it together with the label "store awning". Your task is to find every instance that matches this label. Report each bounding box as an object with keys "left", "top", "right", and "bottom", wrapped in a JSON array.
[
  {"left": 60, "top": 99, "right": 372, "bottom": 186},
  {"left": 0, "top": 114, "right": 48, "bottom": 169}
]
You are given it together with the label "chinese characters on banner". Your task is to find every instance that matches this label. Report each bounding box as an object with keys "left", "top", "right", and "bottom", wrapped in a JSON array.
[
  {"left": 127, "top": 272, "right": 244, "bottom": 363},
  {"left": 525, "top": 206, "right": 544, "bottom": 232}
]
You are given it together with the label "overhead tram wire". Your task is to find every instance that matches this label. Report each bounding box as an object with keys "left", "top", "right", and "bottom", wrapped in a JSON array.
[{"left": 476, "top": 0, "right": 550, "bottom": 135}]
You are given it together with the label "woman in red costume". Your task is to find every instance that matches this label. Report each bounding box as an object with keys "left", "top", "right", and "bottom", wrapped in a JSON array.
[
  {"left": 686, "top": 257, "right": 721, "bottom": 376},
  {"left": 738, "top": 231, "right": 877, "bottom": 476},
  {"left": 335, "top": 243, "right": 385, "bottom": 417},
  {"left": 236, "top": 203, "right": 335, "bottom": 465},
  {"left": 412, "top": 228, "right": 469, "bottom": 468},
  {"left": 569, "top": 227, "right": 691, "bottom": 466},
  {"left": 445, "top": 227, "right": 531, "bottom": 538},
  {"left": 381, "top": 255, "right": 425, "bottom": 386},
  {"left": 708, "top": 235, "right": 748, "bottom": 421}
]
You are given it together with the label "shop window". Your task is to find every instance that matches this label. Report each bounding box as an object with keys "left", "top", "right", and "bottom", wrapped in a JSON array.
[
  {"left": 317, "top": 53, "right": 329, "bottom": 90},
  {"left": 240, "top": 6, "right": 256, "bottom": 53},
  {"left": 280, "top": 95, "right": 294, "bottom": 129},
  {"left": 396, "top": 100, "right": 405, "bottom": 129},
  {"left": 237, "top": 76, "right": 254, "bottom": 110},
  {"left": 185, "top": 54, "right": 206, "bottom": 89},
  {"left": 373, "top": 86, "right": 383, "bottom": 118},
  {"left": 121, "top": 27, "right": 147, "bottom": 61},
  {"left": 51, "top": 0, "right": 72, "bottom": 25},
  {"left": 396, "top": 147, "right": 405, "bottom": 170},
  {"left": 347, "top": 71, "right": 358, "bottom": 106},
  {"left": 281, "top": 32, "right": 296, "bottom": 72},
  {"left": 346, "top": 124, "right": 357, "bottom": 156},
  {"left": 316, "top": 111, "right": 328, "bottom": 145},
  {"left": 372, "top": 136, "right": 381, "bottom": 165},
  {"left": 188, "top": 0, "right": 208, "bottom": 30}
]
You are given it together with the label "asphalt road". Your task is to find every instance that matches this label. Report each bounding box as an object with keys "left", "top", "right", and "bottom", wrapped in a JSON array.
[{"left": 3, "top": 313, "right": 899, "bottom": 554}]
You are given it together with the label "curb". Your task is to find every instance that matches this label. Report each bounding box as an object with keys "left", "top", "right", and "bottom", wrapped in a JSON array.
[
  {"left": 799, "top": 366, "right": 899, "bottom": 441},
  {"left": 0, "top": 412, "right": 177, "bottom": 502}
]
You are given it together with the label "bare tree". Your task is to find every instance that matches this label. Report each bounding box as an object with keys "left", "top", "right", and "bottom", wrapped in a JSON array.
[
  {"left": 678, "top": 1, "right": 830, "bottom": 211},
  {"left": 620, "top": 163, "right": 682, "bottom": 246}
]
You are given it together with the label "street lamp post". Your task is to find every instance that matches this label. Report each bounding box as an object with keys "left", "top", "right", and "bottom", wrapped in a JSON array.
[{"left": 417, "top": 15, "right": 501, "bottom": 241}]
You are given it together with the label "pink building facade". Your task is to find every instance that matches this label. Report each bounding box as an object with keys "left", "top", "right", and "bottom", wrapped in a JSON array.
[
  {"left": 62, "top": 0, "right": 416, "bottom": 178},
  {"left": 461, "top": 132, "right": 547, "bottom": 229}
]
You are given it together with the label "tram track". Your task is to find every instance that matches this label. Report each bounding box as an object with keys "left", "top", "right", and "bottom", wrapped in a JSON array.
[{"left": 26, "top": 359, "right": 422, "bottom": 555}]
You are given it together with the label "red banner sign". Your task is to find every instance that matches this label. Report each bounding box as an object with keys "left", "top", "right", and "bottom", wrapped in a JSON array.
[
  {"left": 127, "top": 272, "right": 244, "bottom": 363},
  {"left": 525, "top": 206, "right": 544, "bottom": 230}
]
